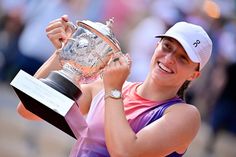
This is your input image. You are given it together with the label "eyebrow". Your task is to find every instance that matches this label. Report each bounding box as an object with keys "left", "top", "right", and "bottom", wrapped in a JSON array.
[
  {"left": 163, "top": 37, "right": 191, "bottom": 59},
  {"left": 162, "top": 37, "right": 175, "bottom": 43},
  {"left": 163, "top": 37, "right": 186, "bottom": 51}
]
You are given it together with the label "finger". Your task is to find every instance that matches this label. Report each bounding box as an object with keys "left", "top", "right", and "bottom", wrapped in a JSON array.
[
  {"left": 61, "top": 14, "right": 69, "bottom": 22},
  {"left": 118, "top": 54, "right": 131, "bottom": 72},
  {"left": 47, "top": 18, "right": 68, "bottom": 28},
  {"left": 119, "top": 54, "right": 128, "bottom": 65},
  {"left": 107, "top": 54, "right": 115, "bottom": 66},
  {"left": 47, "top": 31, "right": 67, "bottom": 49},
  {"left": 47, "top": 27, "right": 67, "bottom": 40},
  {"left": 47, "top": 31, "right": 67, "bottom": 42},
  {"left": 113, "top": 52, "right": 122, "bottom": 59},
  {"left": 47, "top": 16, "right": 71, "bottom": 33},
  {"left": 50, "top": 14, "right": 69, "bottom": 25},
  {"left": 125, "top": 53, "right": 131, "bottom": 62},
  {"left": 109, "top": 58, "right": 116, "bottom": 67},
  {"left": 125, "top": 53, "right": 132, "bottom": 67},
  {"left": 46, "top": 21, "right": 67, "bottom": 33},
  {"left": 120, "top": 53, "right": 131, "bottom": 65}
]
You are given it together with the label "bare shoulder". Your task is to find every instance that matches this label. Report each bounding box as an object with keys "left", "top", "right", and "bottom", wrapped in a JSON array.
[
  {"left": 134, "top": 103, "right": 201, "bottom": 156},
  {"left": 165, "top": 103, "right": 201, "bottom": 122},
  {"left": 164, "top": 103, "right": 201, "bottom": 145}
]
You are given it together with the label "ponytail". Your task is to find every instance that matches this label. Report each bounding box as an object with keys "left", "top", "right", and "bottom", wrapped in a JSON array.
[
  {"left": 177, "top": 80, "right": 191, "bottom": 100},
  {"left": 178, "top": 65, "right": 199, "bottom": 100}
]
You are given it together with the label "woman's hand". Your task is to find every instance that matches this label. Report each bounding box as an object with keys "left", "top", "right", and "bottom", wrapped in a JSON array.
[
  {"left": 46, "top": 15, "right": 73, "bottom": 49},
  {"left": 103, "top": 53, "right": 131, "bottom": 91}
]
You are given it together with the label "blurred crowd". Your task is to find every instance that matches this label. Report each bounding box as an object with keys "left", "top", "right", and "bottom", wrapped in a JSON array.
[{"left": 0, "top": 0, "right": 235, "bottom": 156}]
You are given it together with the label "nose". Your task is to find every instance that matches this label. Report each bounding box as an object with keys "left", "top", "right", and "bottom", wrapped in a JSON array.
[{"left": 164, "top": 53, "right": 176, "bottom": 65}]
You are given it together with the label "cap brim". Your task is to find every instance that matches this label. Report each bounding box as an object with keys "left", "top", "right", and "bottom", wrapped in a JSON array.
[{"left": 155, "top": 34, "right": 200, "bottom": 63}]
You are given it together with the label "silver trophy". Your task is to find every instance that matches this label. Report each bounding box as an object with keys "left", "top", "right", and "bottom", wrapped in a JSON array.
[
  {"left": 10, "top": 18, "right": 121, "bottom": 138},
  {"left": 41, "top": 18, "right": 121, "bottom": 101}
]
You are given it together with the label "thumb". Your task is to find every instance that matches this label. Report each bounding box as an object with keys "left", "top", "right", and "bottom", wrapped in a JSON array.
[{"left": 61, "top": 14, "right": 69, "bottom": 22}]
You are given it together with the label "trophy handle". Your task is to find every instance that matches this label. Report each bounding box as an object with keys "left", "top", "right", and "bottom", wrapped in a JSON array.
[{"left": 66, "top": 21, "right": 77, "bottom": 32}]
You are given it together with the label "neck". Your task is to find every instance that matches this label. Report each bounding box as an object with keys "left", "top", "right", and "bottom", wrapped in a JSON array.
[{"left": 137, "top": 77, "right": 179, "bottom": 101}]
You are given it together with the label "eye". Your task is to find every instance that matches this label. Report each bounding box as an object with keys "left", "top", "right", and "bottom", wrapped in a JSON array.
[
  {"left": 178, "top": 55, "right": 189, "bottom": 64},
  {"left": 162, "top": 40, "right": 174, "bottom": 52}
]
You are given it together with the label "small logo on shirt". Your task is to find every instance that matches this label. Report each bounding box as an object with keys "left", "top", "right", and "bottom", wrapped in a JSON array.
[{"left": 193, "top": 40, "right": 200, "bottom": 47}]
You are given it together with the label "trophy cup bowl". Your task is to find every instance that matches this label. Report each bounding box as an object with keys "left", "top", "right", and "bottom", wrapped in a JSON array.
[
  {"left": 41, "top": 18, "right": 121, "bottom": 101},
  {"left": 10, "top": 18, "right": 121, "bottom": 138}
]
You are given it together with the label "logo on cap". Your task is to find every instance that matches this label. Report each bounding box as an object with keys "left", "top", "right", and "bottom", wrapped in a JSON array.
[{"left": 193, "top": 40, "right": 200, "bottom": 47}]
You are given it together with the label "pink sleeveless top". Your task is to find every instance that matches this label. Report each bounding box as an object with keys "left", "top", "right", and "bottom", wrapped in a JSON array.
[{"left": 68, "top": 82, "right": 183, "bottom": 157}]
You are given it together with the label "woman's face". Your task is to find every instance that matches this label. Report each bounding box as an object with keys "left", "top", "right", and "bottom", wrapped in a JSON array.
[{"left": 150, "top": 37, "right": 200, "bottom": 87}]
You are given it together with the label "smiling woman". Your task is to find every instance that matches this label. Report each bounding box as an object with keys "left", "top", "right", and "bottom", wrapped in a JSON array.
[
  {"left": 17, "top": 15, "right": 212, "bottom": 157},
  {"left": 154, "top": 37, "right": 201, "bottom": 99}
]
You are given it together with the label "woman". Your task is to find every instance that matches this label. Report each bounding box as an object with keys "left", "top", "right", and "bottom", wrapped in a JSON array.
[{"left": 17, "top": 15, "right": 212, "bottom": 157}]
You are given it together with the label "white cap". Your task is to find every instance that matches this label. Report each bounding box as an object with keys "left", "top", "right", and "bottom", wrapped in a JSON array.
[{"left": 156, "top": 22, "right": 212, "bottom": 70}]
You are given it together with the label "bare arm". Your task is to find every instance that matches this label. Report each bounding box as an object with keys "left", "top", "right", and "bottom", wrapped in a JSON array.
[
  {"left": 17, "top": 15, "right": 96, "bottom": 120},
  {"left": 105, "top": 100, "right": 200, "bottom": 157},
  {"left": 103, "top": 55, "right": 201, "bottom": 157}
]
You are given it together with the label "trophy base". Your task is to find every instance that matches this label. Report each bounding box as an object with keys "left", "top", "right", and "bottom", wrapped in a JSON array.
[
  {"left": 10, "top": 70, "right": 83, "bottom": 139},
  {"left": 40, "top": 71, "right": 82, "bottom": 101},
  {"left": 13, "top": 87, "right": 76, "bottom": 138}
]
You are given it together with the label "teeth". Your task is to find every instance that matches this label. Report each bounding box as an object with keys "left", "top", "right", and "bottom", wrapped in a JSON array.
[{"left": 158, "top": 63, "right": 172, "bottom": 73}]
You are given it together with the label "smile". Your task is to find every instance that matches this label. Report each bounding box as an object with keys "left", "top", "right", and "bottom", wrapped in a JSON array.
[{"left": 157, "top": 62, "right": 174, "bottom": 74}]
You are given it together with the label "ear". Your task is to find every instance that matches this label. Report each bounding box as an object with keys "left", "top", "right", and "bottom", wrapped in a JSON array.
[{"left": 187, "top": 71, "right": 200, "bottom": 81}]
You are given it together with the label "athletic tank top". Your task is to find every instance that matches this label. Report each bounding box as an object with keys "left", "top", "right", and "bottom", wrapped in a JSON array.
[{"left": 69, "top": 82, "right": 185, "bottom": 157}]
